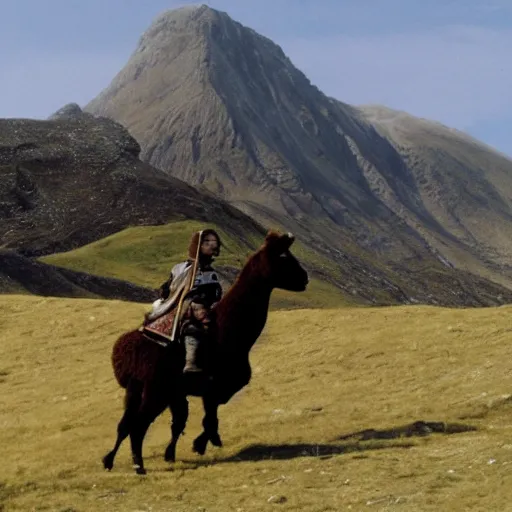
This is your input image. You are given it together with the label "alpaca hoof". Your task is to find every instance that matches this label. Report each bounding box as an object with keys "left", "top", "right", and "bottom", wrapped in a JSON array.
[
  {"left": 134, "top": 464, "right": 147, "bottom": 475},
  {"left": 102, "top": 453, "right": 114, "bottom": 471},
  {"left": 210, "top": 432, "right": 223, "bottom": 447},
  {"left": 193, "top": 435, "right": 208, "bottom": 456},
  {"left": 164, "top": 445, "right": 176, "bottom": 463}
]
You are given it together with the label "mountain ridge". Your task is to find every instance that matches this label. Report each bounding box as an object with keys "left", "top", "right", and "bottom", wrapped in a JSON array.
[{"left": 358, "top": 104, "right": 512, "bottom": 288}]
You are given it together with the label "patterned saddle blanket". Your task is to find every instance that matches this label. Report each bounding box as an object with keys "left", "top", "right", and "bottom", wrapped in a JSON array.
[{"left": 142, "top": 308, "right": 178, "bottom": 344}]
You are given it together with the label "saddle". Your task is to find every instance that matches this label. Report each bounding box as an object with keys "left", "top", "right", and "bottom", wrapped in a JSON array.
[
  {"left": 141, "top": 302, "right": 214, "bottom": 346},
  {"left": 141, "top": 308, "right": 179, "bottom": 346}
]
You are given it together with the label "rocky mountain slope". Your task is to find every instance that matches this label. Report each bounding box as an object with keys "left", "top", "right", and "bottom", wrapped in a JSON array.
[{"left": 359, "top": 104, "right": 512, "bottom": 288}]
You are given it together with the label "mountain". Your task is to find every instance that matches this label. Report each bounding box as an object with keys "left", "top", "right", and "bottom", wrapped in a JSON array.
[
  {"left": 85, "top": 5, "right": 424, "bottom": 252},
  {"left": 84, "top": 4, "right": 512, "bottom": 306}
]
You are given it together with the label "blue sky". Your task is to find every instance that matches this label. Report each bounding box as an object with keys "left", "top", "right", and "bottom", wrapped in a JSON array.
[{"left": 2, "top": 0, "right": 511, "bottom": 157}]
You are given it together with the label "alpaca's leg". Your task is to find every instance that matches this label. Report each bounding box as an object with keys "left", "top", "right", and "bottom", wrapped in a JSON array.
[
  {"left": 164, "top": 395, "right": 189, "bottom": 462},
  {"left": 103, "top": 380, "right": 142, "bottom": 471},
  {"left": 193, "top": 395, "right": 221, "bottom": 456},
  {"left": 130, "top": 385, "right": 167, "bottom": 475}
]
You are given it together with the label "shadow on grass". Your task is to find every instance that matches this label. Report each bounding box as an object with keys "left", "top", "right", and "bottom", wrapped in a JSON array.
[
  {"left": 335, "top": 420, "right": 477, "bottom": 442},
  {"left": 170, "top": 420, "right": 477, "bottom": 465}
]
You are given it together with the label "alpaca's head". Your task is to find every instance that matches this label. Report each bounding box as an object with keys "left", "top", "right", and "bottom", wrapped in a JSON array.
[{"left": 255, "top": 230, "right": 309, "bottom": 292}]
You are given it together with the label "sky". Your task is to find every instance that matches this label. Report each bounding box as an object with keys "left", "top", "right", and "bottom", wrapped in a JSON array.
[{"left": 1, "top": 0, "right": 511, "bottom": 157}]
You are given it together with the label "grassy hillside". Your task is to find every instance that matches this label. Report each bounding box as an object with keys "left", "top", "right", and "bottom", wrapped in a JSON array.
[
  {"left": 1, "top": 295, "right": 511, "bottom": 511},
  {"left": 0, "top": 250, "right": 156, "bottom": 302},
  {"left": 40, "top": 219, "right": 352, "bottom": 310}
]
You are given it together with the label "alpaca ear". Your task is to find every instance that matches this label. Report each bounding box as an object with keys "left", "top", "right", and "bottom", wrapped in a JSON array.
[
  {"left": 264, "top": 230, "right": 295, "bottom": 254},
  {"left": 265, "top": 230, "right": 281, "bottom": 243}
]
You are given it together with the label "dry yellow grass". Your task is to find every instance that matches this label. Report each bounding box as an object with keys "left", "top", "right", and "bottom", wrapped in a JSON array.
[{"left": 1, "top": 295, "right": 512, "bottom": 511}]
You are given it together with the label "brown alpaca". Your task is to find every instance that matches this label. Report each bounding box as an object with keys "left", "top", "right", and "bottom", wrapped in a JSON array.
[{"left": 102, "top": 231, "right": 309, "bottom": 474}]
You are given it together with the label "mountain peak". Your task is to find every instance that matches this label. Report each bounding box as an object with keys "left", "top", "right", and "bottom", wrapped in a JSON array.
[
  {"left": 135, "top": 4, "right": 285, "bottom": 62},
  {"left": 136, "top": 4, "right": 222, "bottom": 48},
  {"left": 151, "top": 3, "right": 222, "bottom": 27},
  {"left": 155, "top": 4, "right": 218, "bottom": 22}
]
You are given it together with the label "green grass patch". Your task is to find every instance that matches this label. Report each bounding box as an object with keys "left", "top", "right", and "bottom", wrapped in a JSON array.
[{"left": 40, "top": 220, "right": 350, "bottom": 309}]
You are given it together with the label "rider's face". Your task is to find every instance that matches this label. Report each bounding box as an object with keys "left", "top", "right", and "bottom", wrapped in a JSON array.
[{"left": 200, "top": 235, "right": 219, "bottom": 257}]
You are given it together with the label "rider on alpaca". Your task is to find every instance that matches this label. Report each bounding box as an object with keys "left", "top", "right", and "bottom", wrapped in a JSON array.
[{"left": 157, "top": 229, "right": 223, "bottom": 373}]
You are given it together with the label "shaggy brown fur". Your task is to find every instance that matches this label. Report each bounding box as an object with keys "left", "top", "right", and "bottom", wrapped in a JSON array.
[{"left": 103, "top": 230, "right": 309, "bottom": 474}]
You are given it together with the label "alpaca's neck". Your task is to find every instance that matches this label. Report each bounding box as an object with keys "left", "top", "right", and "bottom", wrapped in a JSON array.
[{"left": 216, "top": 272, "right": 273, "bottom": 354}]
